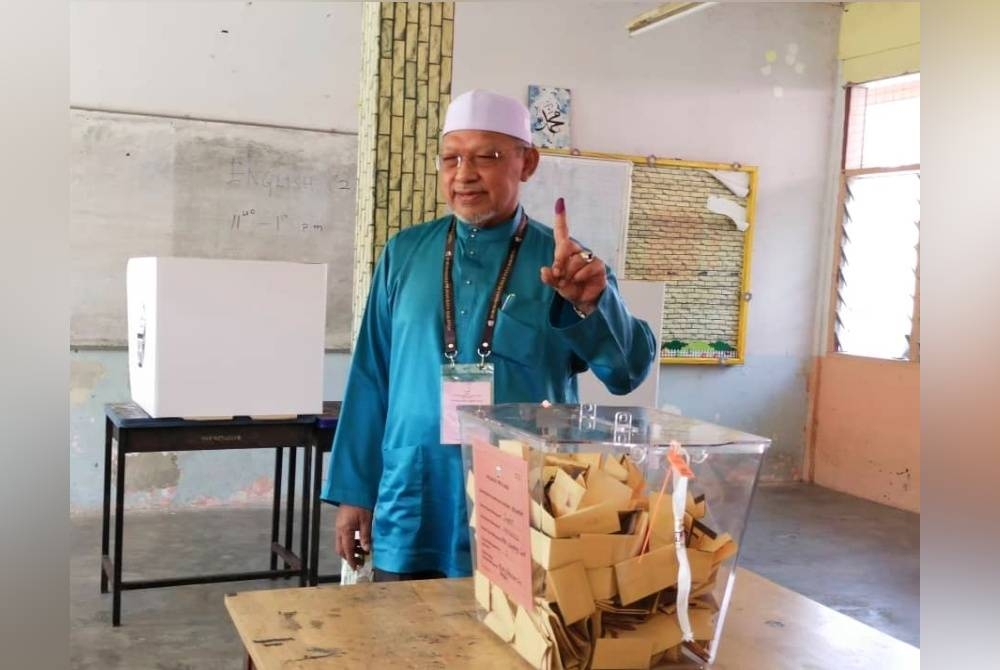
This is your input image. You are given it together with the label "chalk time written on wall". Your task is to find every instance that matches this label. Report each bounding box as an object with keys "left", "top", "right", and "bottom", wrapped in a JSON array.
[{"left": 230, "top": 209, "right": 326, "bottom": 233}]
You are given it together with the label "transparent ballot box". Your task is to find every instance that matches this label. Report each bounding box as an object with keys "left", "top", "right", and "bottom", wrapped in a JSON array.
[{"left": 458, "top": 404, "right": 770, "bottom": 669}]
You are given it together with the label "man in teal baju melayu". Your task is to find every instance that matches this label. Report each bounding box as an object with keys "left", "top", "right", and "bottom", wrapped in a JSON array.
[{"left": 321, "top": 89, "right": 656, "bottom": 581}]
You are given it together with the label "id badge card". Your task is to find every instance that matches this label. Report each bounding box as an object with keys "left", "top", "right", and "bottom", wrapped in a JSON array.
[{"left": 440, "top": 363, "right": 494, "bottom": 444}]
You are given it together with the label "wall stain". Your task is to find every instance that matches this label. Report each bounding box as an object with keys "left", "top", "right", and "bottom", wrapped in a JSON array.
[
  {"left": 228, "top": 475, "right": 275, "bottom": 504},
  {"left": 125, "top": 452, "right": 181, "bottom": 492},
  {"left": 70, "top": 359, "right": 106, "bottom": 407}
]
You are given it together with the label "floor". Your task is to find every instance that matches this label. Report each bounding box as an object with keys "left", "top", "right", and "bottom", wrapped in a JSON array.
[
  {"left": 70, "top": 482, "right": 919, "bottom": 669},
  {"left": 740, "top": 483, "right": 919, "bottom": 646}
]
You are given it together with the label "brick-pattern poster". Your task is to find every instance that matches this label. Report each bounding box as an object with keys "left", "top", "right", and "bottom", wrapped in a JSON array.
[{"left": 625, "top": 165, "right": 750, "bottom": 362}]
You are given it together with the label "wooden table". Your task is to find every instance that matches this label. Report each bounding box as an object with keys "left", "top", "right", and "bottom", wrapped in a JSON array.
[
  {"left": 224, "top": 568, "right": 919, "bottom": 669},
  {"left": 101, "top": 401, "right": 334, "bottom": 626}
]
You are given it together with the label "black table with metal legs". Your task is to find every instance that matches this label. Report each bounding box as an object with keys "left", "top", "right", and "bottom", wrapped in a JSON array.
[{"left": 101, "top": 402, "right": 319, "bottom": 626}]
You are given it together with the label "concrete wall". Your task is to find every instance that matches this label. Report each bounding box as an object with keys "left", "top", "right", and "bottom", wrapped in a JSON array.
[
  {"left": 69, "top": 1, "right": 361, "bottom": 513},
  {"left": 70, "top": 1, "right": 362, "bottom": 131},
  {"left": 452, "top": 1, "right": 842, "bottom": 480}
]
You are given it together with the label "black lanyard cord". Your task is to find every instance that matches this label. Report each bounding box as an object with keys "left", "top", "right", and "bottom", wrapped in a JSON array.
[{"left": 442, "top": 212, "right": 529, "bottom": 365}]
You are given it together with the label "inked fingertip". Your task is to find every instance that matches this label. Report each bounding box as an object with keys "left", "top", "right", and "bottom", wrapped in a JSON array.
[{"left": 555, "top": 197, "right": 565, "bottom": 215}]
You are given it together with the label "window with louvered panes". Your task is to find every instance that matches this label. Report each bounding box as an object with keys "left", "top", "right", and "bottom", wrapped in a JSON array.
[{"left": 832, "top": 74, "right": 920, "bottom": 361}]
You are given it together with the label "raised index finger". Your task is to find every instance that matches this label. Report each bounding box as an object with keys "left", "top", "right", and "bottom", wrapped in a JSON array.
[{"left": 553, "top": 197, "right": 570, "bottom": 251}]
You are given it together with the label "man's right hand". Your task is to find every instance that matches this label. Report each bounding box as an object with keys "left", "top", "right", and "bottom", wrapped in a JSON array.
[{"left": 334, "top": 504, "right": 373, "bottom": 570}]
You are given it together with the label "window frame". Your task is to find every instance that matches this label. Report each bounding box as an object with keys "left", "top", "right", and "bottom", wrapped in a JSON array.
[{"left": 825, "top": 84, "right": 920, "bottom": 363}]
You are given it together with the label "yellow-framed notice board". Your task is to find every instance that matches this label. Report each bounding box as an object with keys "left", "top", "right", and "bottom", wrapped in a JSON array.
[{"left": 540, "top": 149, "right": 758, "bottom": 365}]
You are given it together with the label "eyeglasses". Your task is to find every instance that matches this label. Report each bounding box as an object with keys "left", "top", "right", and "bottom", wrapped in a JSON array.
[{"left": 435, "top": 148, "right": 523, "bottom": 172}]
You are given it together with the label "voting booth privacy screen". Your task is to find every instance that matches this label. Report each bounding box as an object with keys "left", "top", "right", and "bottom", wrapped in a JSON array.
[
  {"left": 458, "top": 403, "right": 769, "bottom": 669},
  {"left": 126, "top": 257, "right": 327, "bottom": 419}
]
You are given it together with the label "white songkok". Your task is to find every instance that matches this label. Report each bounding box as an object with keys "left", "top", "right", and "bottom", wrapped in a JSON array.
[{"left": 441, "top": 89, "right": 532, "bottom": 144}]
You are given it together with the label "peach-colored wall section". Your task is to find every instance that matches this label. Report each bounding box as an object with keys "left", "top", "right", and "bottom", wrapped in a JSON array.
[{"left": 811, "top": 355, "right": 919, "bottom": 512}]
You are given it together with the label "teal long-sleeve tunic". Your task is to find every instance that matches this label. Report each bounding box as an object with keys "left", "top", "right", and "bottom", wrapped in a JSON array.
[{"left": 320, "top": 205, "right": 656, "bottom": 576}]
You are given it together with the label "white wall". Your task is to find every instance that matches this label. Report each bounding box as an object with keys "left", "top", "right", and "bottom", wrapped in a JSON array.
[
  {"left": 69, "top": 1, "right": 361, "bottom": 512},
  {"left": 452, "top": 2, "right": 842, "bottom": 479},
  {"left": 70, "top": 0, "right": 362, "bottom": 131}
]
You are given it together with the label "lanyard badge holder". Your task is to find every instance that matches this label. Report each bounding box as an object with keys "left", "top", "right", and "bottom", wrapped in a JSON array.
[
  {"left": 439, "top": 214, "right": 528, "bottom": 445},
  {"left": 440, "top": 351, "right": 494, "bottom": 445}
]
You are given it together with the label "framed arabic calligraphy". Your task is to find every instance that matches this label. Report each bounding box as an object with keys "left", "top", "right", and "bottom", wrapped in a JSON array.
[{"left": 528, "top": 85, "right": 571, "bottom": 148}]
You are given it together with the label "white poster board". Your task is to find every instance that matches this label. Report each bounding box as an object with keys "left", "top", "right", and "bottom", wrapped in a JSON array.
[
  {"left": 577, "top": 280, "right": 665, "bottom": 408},
  {"left": 519, "top": 153, "right": 632, "bottom": 273}
]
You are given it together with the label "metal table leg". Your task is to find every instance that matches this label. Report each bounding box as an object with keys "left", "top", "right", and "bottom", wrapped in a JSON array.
[
  {"left": 100, "top": 418, "right": 113, "bottom": 594},
  {"left": 284, "top": 447, "right": 296, "bottom": 573},
  {"left": 269, "top": 447, "right": 283, "bottom": 574},
  {"left": 309, "top": 441, "right": 323, "bottom": 586},
  {"left": 112, "top": 432, "right": 127, "bottom": 626},
  {"left": 299, "top": 444, "right": 312, "bottom": 587}
]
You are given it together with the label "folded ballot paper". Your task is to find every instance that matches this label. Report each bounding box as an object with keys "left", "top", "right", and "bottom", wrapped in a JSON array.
[
  {"left": 466, "top": 446, "right": 739, "bottom": 670},
  {"left": 339, "top": 530, "right": 375, "bottom": 585}
]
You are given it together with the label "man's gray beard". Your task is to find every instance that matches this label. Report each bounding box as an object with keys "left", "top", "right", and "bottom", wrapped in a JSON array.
[{"left": 457, "top": 210, "right": 497, "bottom": 225}]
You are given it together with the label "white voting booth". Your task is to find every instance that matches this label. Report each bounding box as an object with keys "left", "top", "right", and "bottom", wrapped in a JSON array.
[{"left": 126, "top": 257, "right": 327, "bottom": 418}]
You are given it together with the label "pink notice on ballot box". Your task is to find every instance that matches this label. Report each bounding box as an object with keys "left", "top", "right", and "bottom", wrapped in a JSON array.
[{"left": 472, "top": 440, "right": 533, "bottom": 613}]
